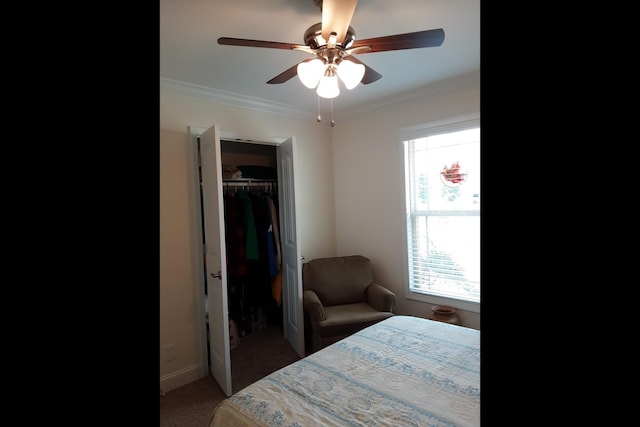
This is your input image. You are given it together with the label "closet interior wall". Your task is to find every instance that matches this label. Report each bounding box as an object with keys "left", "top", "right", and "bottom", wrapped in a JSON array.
[{"left": 221, "top": 140, "right": 282, "bottom": 343}]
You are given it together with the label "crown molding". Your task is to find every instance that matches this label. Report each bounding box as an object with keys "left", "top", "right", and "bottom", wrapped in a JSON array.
[
  {"left": 160, "top": 70, "right": 479, "bottom": 119},
  {"left": 160, "top": 78, "right": 310, "bottom": 119},
  {"left": 340, "top": 70, "right": 480, "bottom": 118}
]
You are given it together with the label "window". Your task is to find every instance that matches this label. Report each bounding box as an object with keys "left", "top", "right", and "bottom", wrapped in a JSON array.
[{"left": 402, "top": 116, "right": 480, "bottom": 312}]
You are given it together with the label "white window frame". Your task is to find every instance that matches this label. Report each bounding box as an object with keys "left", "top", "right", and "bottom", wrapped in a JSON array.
[{"left": 399, "top": 113, "right": 480, "bottom": 314}]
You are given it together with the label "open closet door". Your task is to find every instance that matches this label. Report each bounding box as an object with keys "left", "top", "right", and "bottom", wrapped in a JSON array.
[
  {"left": 277, "top": 136, "right": 305, "bottom": 358},
  {"left": 200, "top": 125, "right": 232, "bottom": 396}
]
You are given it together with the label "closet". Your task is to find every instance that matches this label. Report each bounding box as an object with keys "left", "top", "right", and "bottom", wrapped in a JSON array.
[
  {"left": 193, "top": 125, "right": 304, "bottom": 395},
  {"left": 219, "top": 140, "right": 283, "bottom": 344}
]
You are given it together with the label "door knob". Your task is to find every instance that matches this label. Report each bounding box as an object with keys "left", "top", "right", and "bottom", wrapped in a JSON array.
[{"left": 210, "top": 270, "right": 222, "bottom": 279}]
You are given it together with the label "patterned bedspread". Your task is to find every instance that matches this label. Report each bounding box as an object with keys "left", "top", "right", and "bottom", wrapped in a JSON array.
[{"left": 209, "top": 315, "right": 480, "bottom": 427}]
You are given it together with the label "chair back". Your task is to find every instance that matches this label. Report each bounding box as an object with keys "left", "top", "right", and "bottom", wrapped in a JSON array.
[{"left": 302, "top": 255, "right": 374, "bottom": 306}]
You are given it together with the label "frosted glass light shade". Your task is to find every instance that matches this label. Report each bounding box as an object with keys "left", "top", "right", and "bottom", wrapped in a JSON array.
[
  {"left": 337, "top": 59, "right": 365, "bottom": 90},
  {"left": 297, "top": 59, "right": 325, "bottom": 89},
  {"left": 316, "top": 74, "right": 340, "bottom": 98}
]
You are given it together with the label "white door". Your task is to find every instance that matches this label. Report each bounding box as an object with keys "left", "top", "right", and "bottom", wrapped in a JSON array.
[
  {"left": 277, "top": 137, "right": 305, "bottom": 358},
  {"left": 194, "top": 127, "right": 305, "bottom": 395},
  {"left": 199, "top": 125, "right": 232, "bottom": 396}
]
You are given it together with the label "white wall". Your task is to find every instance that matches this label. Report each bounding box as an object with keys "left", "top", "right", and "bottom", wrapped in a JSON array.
[
  {"left": 159, "top": 75, "right": 480, "bottom": 391},
  {"left": 160, "top": 91, "right": 336, "bottom": 391},
  {"left": 331, "top": 83, "right": 481, "bottom": 329}
]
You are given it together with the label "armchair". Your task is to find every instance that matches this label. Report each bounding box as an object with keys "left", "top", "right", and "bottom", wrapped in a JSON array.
[{"left": 302, "top": 255, "right": 396, "bottom": 353}]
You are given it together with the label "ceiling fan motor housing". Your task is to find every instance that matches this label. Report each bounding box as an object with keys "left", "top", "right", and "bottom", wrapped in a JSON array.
[{"left": 304, "top": 23, "right": 356, "bottom": 50}]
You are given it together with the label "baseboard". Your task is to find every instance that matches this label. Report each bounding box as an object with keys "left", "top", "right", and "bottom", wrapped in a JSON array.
[{"left": 160, "top": 363, "right": 207, "bottom": 393}]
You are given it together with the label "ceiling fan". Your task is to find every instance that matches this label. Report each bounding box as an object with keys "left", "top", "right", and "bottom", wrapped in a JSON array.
[
  {"left": 218, "top": 0, "right": 444, "bottom": 90},
  {"left": 217, "top": 0, "right": 444, "bottom": 123}
]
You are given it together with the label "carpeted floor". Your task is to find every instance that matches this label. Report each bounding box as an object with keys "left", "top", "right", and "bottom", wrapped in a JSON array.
[{"left": 160, "top": 324, "right": 301, "bottom": 426}]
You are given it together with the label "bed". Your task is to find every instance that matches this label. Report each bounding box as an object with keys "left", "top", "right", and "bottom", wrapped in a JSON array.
[{"left": 209, "top": 315, "right": 480, "bottom": 427}]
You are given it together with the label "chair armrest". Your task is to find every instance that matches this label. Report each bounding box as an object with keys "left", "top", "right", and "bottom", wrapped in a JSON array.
[
  {"left": 366, "top": 283, "right": 396, "bottom": 312},
  {"left": 303, "top": 289, "right": 326, "bottom": 322}
]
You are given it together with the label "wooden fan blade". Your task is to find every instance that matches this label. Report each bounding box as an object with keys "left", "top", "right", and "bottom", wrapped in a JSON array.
[
  {"left": 350, "top": 29, "right": 445, "bottom": 53},
  {"left": 218, "top": 37, "right": 306, "bottom": 51},
  {"left": 266, "top": 59, "right": 311, "bottom": 84},
  {"left": 344, "top": 57, "right": 382, "bottom": 85},
  {"left": 321, "top": 0, "right": 358, "bottom": 45}
]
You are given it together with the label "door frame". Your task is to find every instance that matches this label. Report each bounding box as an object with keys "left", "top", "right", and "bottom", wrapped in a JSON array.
[{"left": 189, "top": 126, "right": 303, "bottom": 383}]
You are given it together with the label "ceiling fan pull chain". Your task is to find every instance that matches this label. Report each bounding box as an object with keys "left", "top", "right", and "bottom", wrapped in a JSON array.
[
  {"left": 317, "top": 94, "right": 322, "bottom": 122},
  {"left": 330, "top": 98, "right": 335, "bottom": 127}
]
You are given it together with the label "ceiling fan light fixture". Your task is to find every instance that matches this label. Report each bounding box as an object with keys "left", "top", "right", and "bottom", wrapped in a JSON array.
[
  {"left": 316, "top": 73, "right": 340, "bottom": 99},
  {"left": 337, "top": 59, "right": 365, "bottom": 90},
  {"left": 297, "top": 58, "right": 325, "bottom": 89}
]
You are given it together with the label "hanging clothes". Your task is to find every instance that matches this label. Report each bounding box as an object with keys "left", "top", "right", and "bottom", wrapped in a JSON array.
[
  {"left": 223, "top": 182, "right": 283, "bottom": 335},
  {"left": 236, "top": 189, "right": 259, "bottom": 261},
  {"left": 224, "top": 192, "right": 247, "bottom": 278},
  {"left": 223, "top": 191, "right": 248, "bottom": 335}
]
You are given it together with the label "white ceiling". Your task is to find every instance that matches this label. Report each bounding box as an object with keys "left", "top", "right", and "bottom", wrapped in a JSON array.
[{"left": 160, "top": 0, "right": 480, "bottom": 117}]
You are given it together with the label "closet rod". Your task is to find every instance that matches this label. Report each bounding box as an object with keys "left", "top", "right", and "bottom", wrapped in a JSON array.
[{"left": 223, "top": 179, "right": 277, "bottom": 187}]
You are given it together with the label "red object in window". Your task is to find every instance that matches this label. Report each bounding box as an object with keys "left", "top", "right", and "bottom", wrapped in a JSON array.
[{"left": 441, "top": 161, "right": 464, "bottom": 183}]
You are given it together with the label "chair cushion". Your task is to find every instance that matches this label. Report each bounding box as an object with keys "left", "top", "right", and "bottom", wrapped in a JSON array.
[
  {"left": 302, "top": 255, "right": 374, "bottom": 306},
  {"left": 318, "top": 303, "right": 394, "bottom": 336}
]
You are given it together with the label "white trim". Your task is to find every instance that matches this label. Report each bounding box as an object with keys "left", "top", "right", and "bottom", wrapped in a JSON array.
[
  {"left": 161, "top": 70, "right": 479, "bottom": 120},
  {"left": 404, "top": 290, "right": 480, "bottom": 313},
  {"left": 399, "top": 114, "right": 481, "bottom": 315},
  {"left": 161, "top": 78, "right": 309, "bottom": 119},
  {"left": 219, "top": 131, "right": 285, "bottom": 145},
  {"left": 400, "top": 112, "right": 480, "bottom": 141},
  {"left": 190, "top": 126, "right": 286, "bottom": 146},
  {"left": 342, "top": 71, "right": 480, "bottom": 118},
  {"left": 160, "top": 363, "right": 205, "bottom": 393}
]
